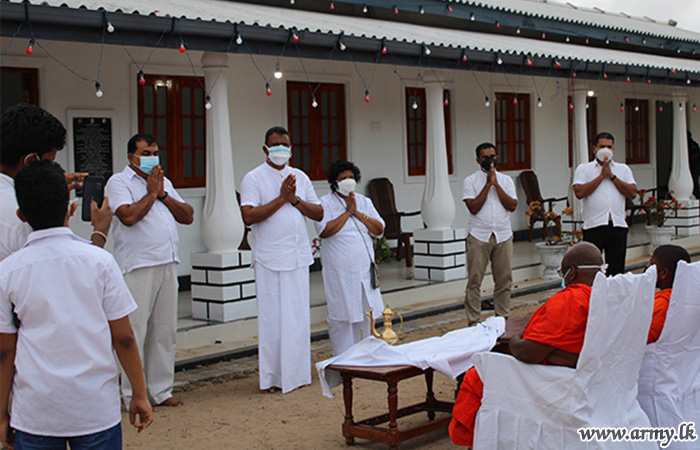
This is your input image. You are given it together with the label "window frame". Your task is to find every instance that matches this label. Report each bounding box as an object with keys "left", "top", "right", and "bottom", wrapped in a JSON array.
[
  {"left": 137, "top": 75, "right": 207, "bottom": 188},
  {"left": 494, "top": 92, "right": 531, "bottom": 171},
  {"left": 286, "top": 81, "right": 347, "bottom": 181},
  {"left": 0, "top": 67, "right": 39, "bottom": 113},
  {"left": 625, "top": 99, "right": 650, "bottom": 164},
  {"left": 405, "top": 87, "right": 453, "bottom": 176}
]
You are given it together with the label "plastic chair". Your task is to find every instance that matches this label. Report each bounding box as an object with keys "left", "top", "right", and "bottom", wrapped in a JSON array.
[
  {"left": 472, "top": 269, "right": 657, "bottom": 449},
  {"left": 638, "top": 260, "right": 700, "bottom": 449}
]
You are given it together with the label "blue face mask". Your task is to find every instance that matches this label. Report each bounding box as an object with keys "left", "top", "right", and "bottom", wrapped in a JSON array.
[{"left": 139, "top": 156, "right": 159, "bottom": 175}]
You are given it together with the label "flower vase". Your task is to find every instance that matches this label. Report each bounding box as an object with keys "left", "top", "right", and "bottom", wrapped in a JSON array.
[
  {"left": 535, "top": 242, "right": 568, "bottom": 280},
  {"left": 645, "top": 225, "right": 675, "bottom": 249}
]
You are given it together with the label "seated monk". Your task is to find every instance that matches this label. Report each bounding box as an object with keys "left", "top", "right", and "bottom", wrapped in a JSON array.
[
  {"left": 646, "top": 244, "right": 691, "bottom": 344},
  {"left": 450, "top": 242, "right": 605, "bottom": 447}
]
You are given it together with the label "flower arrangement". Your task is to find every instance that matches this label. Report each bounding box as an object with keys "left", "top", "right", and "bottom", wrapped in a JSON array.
[
  {"left": 637, "top": 189, "right": 681, "bottom": 227},
  {"left": 525, "top": 201, "right": 582, "bottom": 246},
  {"left": 311, "top": 237, "right": 322, "bottom": 257},
  {"left": 372, "top": 236, "right": 397, "bottom": 264}
]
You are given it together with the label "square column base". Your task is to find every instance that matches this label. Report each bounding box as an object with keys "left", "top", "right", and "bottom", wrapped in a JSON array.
[
  {"left": 412, "top": 228, "right": 467, "bottom": 281},
  {"left": 665, "top": 199, "right": 699, "bottom": 236},
  {"left": 190, "top": 251, "right": 256, "bottom": 323}
]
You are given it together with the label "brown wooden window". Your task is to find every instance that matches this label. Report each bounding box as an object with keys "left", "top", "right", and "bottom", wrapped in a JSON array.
[
  {"left": 286, "top": 82, "right": 347, "bottom": 181},
  {"left": 405, "top": 88, "right": 453, "bottom": 176},
  {"left": 495, "top": 93, "right": 531, "bottom": 170},
  {"left": 138, "top": 75, "right": 206, "bottom": 188},
  {"left": 1, "top": 67, "right": 39, "bottom": 114},
  {"left": 625, "top": 99, "right": 649, "bottom": 164},
  {"left": 567, "top": 96, "right": 598, "bottom": 167}
]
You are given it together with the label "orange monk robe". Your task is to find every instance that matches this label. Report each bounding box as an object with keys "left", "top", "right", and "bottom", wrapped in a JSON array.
[
  {"left": 449, "top": 284, "right": 593, "bottom": 447},
  {"left": 647, "top": 288, "right": 672, "bottom": 344}
]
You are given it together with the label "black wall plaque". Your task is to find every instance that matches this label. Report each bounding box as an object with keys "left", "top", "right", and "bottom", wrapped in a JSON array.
[{"left": 72, "top": 117, "right": 113, "bottom": 181}]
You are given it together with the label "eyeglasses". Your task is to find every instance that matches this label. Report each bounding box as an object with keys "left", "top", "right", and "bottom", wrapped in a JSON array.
[{"left": 557, "top": 264, "right": 608, "bottom": 278}]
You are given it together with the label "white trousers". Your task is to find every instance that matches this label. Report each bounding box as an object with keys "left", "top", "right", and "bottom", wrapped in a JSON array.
[
  {"left": 121, "top": 263, "right": 178, "bottom": 406},
  {"left": 327, "top": 319, "right": 370, "bottom": 357},
  {"left": 255, "top": 265, "right": 311, "bottom": 393}
]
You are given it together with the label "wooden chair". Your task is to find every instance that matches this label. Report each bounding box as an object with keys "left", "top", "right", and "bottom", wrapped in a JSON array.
[
  {"left": 626, "top": 188, "right": 657, "bottom": 225},
  {"left": 519, "top": 170, "right": 568, "bottom": 241},
  {"left": 367, "top": 178, "right": 420, "bottom": 267},
  {"left": 235, "top": 191, "right": 251, "bottom": 251}
]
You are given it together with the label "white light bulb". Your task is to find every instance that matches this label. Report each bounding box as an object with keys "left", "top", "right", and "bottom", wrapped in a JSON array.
[
  {"left": 412, "top": 100, "right": 418, "bottom": 110},
  {"left": 635, "top": 106, "right": 640, "bottom": 112},
  {"left": 290, "top": 0, "right": 295, "bottom": 4},
  {"left": 339, "top": 41, "right": 346, "bottom": 51},
  {"left": 680, "top": 103, "right": 684, "bottom": 111},
  {"left": 107, "top": 22, "right": 115, "bottom": 33},
  {"left": 587, "top": 90, "right": 594, "bottom": 97},
  {"left": 312, "top": 98, "right": 318, "bottom": 108},
  {"left": 586, "top": 103, "right": 590, "bottom": 109},
  {"left": 363, "top": 4, "right": 368, "bottom": 13},
  {"left": 205, "top": 101, "right": 212, "bottom": 110},
  {"left": 95, "top": 88, "right": 103, "bottom": 98},
  {"left": 274, "top": 70, "right": 283, "bottom": 79},
  {"left": 537, "top": 98, "right": 543, "bottom": 108},
  {"left": 497, "top": 56, "right": 503, "bottom": 65},
  {"left": 485, "top": 97, "right": 490, "bottom": 107},
  {"left": 687, "top": 78, "right": 692, "bottom": 85},
  {"left": 424, "top": 46, "right": 431, "bottom": 55},
  {"left": 236, "top": 34, "right": 243, "bottom": 45}
]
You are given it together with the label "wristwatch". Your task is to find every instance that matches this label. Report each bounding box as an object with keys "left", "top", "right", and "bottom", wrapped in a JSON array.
[
  {"left": 291, "top": 196, "right": 301, "bottom": 206},
  {"left": 158, "top": 192, "right": 169, "bottom": 201}
]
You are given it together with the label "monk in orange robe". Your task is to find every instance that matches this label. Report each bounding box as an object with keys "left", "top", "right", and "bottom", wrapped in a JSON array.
[
  {"left": 450, "top": 242, "right": 605, "bottom": 447},
  {"left": 646, "top": 244, "right": 691, "bottom": 343}
]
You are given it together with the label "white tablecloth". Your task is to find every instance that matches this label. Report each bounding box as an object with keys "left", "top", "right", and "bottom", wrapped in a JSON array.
[{"left": 316, "top": 316, "right": 505, "bottom": 398}]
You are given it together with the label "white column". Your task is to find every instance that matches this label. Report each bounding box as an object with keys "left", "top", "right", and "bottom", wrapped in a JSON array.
[
  {"left": 200, "top": 52, "right": 243, "bottom": 252},
  {"left": 413, "top": 78, "right": 466, "bottom": 282},
  {"left": 420, "top": 80, "right": 456, "bottom": 230},
  {"left": 190, "top": 52, "right": 256, "bottom": 323},
  {"left": 570, "top": 86, "right": 589, "bottom": 230},
  {"left": 666, "top": 90, "right": 699, "bottom": 236},
  {"left": 669, "top": 90, "right": 693, "bottom": 201}
]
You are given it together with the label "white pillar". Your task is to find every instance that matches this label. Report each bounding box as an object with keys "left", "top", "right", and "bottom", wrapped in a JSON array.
[
  {"left": 191, "top": 52, "right": 256, "bottom": 323},
  {"left": 669, "top": 90, "right": 693, "bottom": 201},
  {"left": 570, "top": 86, "right": 589, "bottom": 230},
  {"left": 665, "top": 90, "right": 700, "bottom": 236},
  {"left": 200, "top": 52, "right": 243, "bottom": 252},
  {"left": 413, "top": 78, "right": 466, "bottom": 282},
  {"left": 420, "top": 80, "right": 456, "bottom": 230}
]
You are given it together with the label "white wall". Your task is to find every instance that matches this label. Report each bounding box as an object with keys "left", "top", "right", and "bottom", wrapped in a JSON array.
[{"left": 2, "top": 37, "right": 697, "bottom": 277}]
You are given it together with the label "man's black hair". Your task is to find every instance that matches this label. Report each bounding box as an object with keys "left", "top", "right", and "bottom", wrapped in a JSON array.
[
  {"left": 327, "top": 160, "right": 361, "bottom": 192},
  {"left": 14, "top": 160, "right": 69, "bottom": 231},
  {"left": 0, "top": 104, "right": 66, "bottom": 167},
  {"left": 593, "top": 132, "right": 615, "bottom": 146},
  {"left": 475, "top": 142, "right": 496, "bottom": 159},
  {"left": 653, "top": 244, "right": 691, "bottom": 280},
  {"left": 264, "top": 126, "right": 290, "bottom": 146},
  {"left": 127, "top": 133, "right": 157, "bottom": 154}
]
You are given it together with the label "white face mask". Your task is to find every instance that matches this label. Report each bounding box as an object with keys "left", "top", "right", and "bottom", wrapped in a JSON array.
[
  {"left": 596, "top": 147, "right": 613, "bottom": 163},
  {"left": 337, "top": 178, "right": 356, "bottom": 196},
  {"left": 266, "top": 145, "right": 291, "bottom": 166}
]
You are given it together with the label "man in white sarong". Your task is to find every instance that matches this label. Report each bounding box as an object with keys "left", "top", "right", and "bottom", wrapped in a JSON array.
[{"left": 240, "top": 126, "right": 323, "bottom": 394}]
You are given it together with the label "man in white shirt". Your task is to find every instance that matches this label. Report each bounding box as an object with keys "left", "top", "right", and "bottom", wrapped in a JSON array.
[
  {"left": 573, "top": 132, "right": 637, "bottom": 276},
  {"left": 240, "top": 126, "right": 323, "bottom": 394},
  {"left": 0, "top": 104, "right": 112, "bottom": 261},
  {"left": 0, "top": 161, "right": 152, "bottom": 449},
  {"left": 105, "top": 133, "right": 194, "bottom": 408},
  {"left": 462, "top": 143, "right": 518, "bottom": 326}
]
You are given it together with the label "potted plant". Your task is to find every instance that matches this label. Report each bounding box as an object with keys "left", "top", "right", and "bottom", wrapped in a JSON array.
[
  {"left": 637, "top": 189, "right": 681, "bottom": 248},
  {"left": 526, "top": 201, "right": 582, "bottom": 279}
]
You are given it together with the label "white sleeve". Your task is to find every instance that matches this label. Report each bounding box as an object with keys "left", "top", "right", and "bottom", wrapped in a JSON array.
[
  {"left": 239, "top": 172, "right": 260, "bottom": 208},
  {"left": 300, "top": 173, "right": 321, "bottom": 205},
  {"left": 619, "top": 164, "right": 637, "bottom": 185},
  {"left": 0, "top": 273, "right": 17, "bottom": 333},
  {"left": 164, "top": 178, "right": 186, "bottom": 203},
  {"left": 462, "top": 176, "right": 476, "bottom": 200},
  {"left": 503, "top": 175, "right": 517, "bottom": 200},
  {"left": 363, "top": 195, "right": 385, "bottom": 238},
  {"left": 101, "top": 256, "right": 138, "bottom": 321},
  {"left": 104, "top": 175, "right": 134, "bottom": 212},
  {"left": 314, "top": 195, "right": 333, "bottom": 235},
  {"left": 572, "top": 164, "right": 587, "bottom": 187}
]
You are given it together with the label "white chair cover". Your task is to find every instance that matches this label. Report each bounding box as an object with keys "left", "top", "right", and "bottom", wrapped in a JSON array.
[
  {"left": 638, "top": 260, "right": 700, "bottom": 449},
  {"left": 472, "top": 269, "right": 657, "bottom": 450}
]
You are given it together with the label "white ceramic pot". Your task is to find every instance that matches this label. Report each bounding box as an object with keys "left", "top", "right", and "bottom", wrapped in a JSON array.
[
  {"left": 645, "top": 225, "right": 675, "bottom": 249},
  {"left": 535, "top": 242, "right": 568, "bottom": 280}
]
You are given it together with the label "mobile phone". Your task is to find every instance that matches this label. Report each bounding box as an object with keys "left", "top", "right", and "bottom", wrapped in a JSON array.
[{"left": 81, "top": 175, "right": 105, "bottom": 222}]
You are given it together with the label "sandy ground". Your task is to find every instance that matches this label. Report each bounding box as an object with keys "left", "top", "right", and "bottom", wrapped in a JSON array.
[{"left": 121, "top": 301, "right": 547, "bottom": 450}]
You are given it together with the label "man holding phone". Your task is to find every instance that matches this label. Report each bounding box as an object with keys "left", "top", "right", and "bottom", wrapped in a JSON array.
[
  {"left": 105, "top": 133, "right": 194, "bottom": 408},
  {"left": 0, "top": 104, "right": 112, "bottom": 262},
  {"left": 462, "top": 142, "right": 518, "bottom": 326}
]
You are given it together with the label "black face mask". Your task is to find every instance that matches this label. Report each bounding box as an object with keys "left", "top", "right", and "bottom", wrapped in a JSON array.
[{"left": 481, "top": 156, "right": 497, "bottom": 172}]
